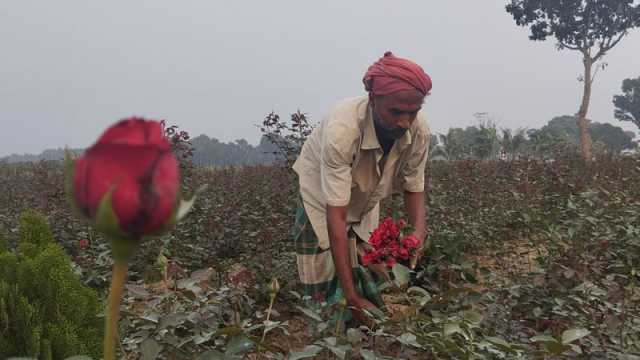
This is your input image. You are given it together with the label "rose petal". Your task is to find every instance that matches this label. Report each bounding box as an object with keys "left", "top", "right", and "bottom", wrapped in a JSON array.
[
  {"left": 140, "top": 151, "right": 180, "bottom": 233},
  {"left": 73, "top": 157, "right": 90, "bottom": 216},
  {"left": 96, "top": 118, "right": 169, "bottom": 149}
]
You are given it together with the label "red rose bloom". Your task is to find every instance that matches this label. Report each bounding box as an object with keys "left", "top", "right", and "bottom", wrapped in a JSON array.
[
  {"left": 363, "top": 217, "right": 421, "bottom": 268},
  {"left": 71, "top": 117, "right": 180, "bottom": 238}
]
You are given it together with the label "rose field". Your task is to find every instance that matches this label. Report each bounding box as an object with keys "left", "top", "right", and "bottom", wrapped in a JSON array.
[{"left": 1, "top": 150, "right": 639, "bottom": 359}]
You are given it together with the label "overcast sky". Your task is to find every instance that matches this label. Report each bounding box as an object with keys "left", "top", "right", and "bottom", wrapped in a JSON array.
[{"left": 1, "top": 0, "right": 639, "bottom": 156}]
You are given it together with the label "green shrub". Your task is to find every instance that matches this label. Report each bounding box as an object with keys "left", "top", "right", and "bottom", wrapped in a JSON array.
[{"left": 0, "top": 210, "right": 102, "bottom": 359}]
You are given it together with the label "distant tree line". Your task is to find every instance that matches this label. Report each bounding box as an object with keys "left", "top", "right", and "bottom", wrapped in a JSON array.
[
  {"left": 430, "top": 114, "right": 636, "bottom": 161},
  {"left": 190, "top": 135, "right": 277, "bottom": 166},
  {"left": 0, "top": 136, "right": 278, "bottom": 166},
  {"left": 2, "top": 114, "right": 636, "bottom": 165}
]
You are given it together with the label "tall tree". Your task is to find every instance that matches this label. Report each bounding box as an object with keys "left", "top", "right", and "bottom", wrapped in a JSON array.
[
  {"left": 613, "top": 76, "right": 640, "bottom": 130},
  {"left": 506, "top": 0, "right": 640, "bottom": 160}
]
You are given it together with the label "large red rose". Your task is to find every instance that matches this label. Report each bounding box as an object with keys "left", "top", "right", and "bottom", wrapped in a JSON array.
[{"left": 71, "top": 117, "right": 180, "bottom": 237}]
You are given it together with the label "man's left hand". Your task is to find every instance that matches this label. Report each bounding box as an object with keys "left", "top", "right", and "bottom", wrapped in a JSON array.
[{"left": 409, "top": 234, "right": 426, "bottom": 270}]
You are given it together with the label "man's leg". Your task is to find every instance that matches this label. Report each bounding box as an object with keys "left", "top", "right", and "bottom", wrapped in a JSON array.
[{"left": 293, "top": 200, "right": 335, "bottom": 301}]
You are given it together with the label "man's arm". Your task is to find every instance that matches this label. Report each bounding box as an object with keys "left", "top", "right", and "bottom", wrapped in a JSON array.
[
  {"left": 326, "top": 205, "right": 376, "bottom": 314},
  {"left": 404, "top": 190, "right": 427, "bottom": 269}
]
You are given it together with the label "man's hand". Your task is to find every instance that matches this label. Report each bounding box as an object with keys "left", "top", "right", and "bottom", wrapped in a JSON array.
[
  {"left": 410, "top": 234, "right": 426, "bottom": 270},
  {"left": 404, "top": 191, "right": 428, "bottom": 270},
  {"left": 347, "top": 295, "right": 378, "bottom": 328},
  {"left": 357, "top": 243, "right": 392, "bottom": 282}
]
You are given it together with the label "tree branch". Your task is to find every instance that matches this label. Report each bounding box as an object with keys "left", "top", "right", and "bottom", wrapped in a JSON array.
[
  {"left": 558, "top": 40, "right": 581, "bottom": 50},
  {"left": 594, "top": 31, "right": 627, "bottom": 61}
]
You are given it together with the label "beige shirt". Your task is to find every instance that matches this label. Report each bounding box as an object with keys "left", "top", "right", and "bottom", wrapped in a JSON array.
[{"left": 292, "top": 96, "right": 430, "bottom": 250}]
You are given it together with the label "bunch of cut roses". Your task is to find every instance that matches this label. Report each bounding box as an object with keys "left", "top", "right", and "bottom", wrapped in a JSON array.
[{"left": 362, "top": 217, "right": 420, "bottom": 267}]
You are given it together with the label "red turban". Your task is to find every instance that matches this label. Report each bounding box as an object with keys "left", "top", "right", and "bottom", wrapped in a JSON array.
[{"left": 363, "top": 51, "right": 432, "bottom": 96}]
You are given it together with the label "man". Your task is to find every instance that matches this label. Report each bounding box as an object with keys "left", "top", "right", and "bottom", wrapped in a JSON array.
[{"left": 292, "top": 51, "right": 432, "bottom": 321}]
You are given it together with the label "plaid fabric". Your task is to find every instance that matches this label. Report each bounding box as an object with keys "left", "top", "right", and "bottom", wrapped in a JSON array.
[{"left": 293, "top": 200, "right": 385, "bottom": 310}]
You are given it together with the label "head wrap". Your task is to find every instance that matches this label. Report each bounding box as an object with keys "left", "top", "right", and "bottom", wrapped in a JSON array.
[{"left": 363, "top": 51, "right": 432, "bottom": 96}]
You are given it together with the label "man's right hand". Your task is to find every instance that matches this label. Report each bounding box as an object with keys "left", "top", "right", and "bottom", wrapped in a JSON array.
[{"left": 347, "top": 296, "right": 378, "bottom": 328}]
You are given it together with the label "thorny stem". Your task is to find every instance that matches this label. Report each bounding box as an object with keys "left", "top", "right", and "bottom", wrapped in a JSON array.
[{"left": 105, "top": 261, "right": 128, "bottom": 360}]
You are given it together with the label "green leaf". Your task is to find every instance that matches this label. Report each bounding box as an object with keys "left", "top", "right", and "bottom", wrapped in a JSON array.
[
  {"left": 324, "top": 344, "right": 350, "bottom": 359},
  {"left": 193, "top": 331, "right": 215, "bottom": 345},
  {"left": 407, "top": 286, "right": 431, "bottom": 306},
  {"left": 444, "top": 322, "right": 463, "bottom": 337},
  {"left": 142, "top": 312, "right": 161, "bottom": 323},
  {"left": 197, "top": 350, "right": 228, "bottom": 360},
  {"left": 125, "top": 284, "right": 149, "bottom": 298},
  {"left": 360, "top": 349, "right": 393, "bottom": 360},
  {"left": 407, "top": 286, "right": 430, "bottom": 298},
  {"left": 392, "top": 263, "right": 411, "bottom": 288},
  {"left": 561, "top": 328, "right": 590, "bottom": 344},
  {"left": 346, "top": 328, "right": 364, "bottom": 344},
  {"left": 64, "top": 357, "right": 94, "bottom": 360},
  {"left": 546, "top": 341, "right": 570, "bottom": 355},
  {"left": 397, "top": 333, "right": 421, "bottom": 348},
  {"left": 158, "top": 313, "right": 188, "bottom": 330},
  {"left": 360, "top": 350, "right": 378, "bottom": 360},
  {"left": 377, "top": 281, "right": 393, "bottom": 292},
  {"left": 225, "top": 334, "right": 254, "bottom": 355},
  {"left": 530, "top": 334, "right": 557, "bottom": 343},
  {"left": 463, "top": 310, "right": 483, "bottom": 326},
  {"left": 361, "top": 306, "right": 386, "bottom": 320},
  {"left": 296, "top": 306, "right": 323, "bottom": 322},
  {"left": 214, "top": 325, "right": 243, "bottom": 337},
  {"left": 484, "top": 336, "right": 508, "bottom": 346},
  {"left": 288, "top": 345, "right": 323, "bottom": 360},
  {"left": 533, "top": 307, "right": 543, "bottom": 317},
  {"left": 263, "top": 319, "right": 282, "bottom": 330},
  {"left": 322, "top": 336, "right": 337, "bottom": 347},
  {"left": 140, "top": 338, "right": 163, "bottom": 360},
  {"left": 484, "top": 336, "right": 512, "bottom": 351}
]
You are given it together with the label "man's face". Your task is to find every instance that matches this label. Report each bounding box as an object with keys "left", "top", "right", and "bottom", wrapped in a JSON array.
[{"left": 371, "top": 90, "right": 425, "bottom": 140}]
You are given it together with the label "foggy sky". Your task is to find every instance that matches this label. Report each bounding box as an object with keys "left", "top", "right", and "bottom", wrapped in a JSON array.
[{"left": 1, "top": 0, "right": 639, "bottom": 157}]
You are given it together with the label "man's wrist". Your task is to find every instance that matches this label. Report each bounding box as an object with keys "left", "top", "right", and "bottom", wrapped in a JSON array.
[{"left": 413, "top": 229, "right": 427, "bottom": 242}]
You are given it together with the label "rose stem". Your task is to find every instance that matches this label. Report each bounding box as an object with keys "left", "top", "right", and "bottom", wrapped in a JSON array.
[
  {"left": 104, "top": 260, "right": 128, "bottom": 360},
  {"left": 261, "top": 294, "right": 276, "bottom": 342}
]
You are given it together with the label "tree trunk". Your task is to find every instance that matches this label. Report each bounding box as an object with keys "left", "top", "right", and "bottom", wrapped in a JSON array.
[{"left": 578, "top": 53, "right": 593, "bottom": 161}]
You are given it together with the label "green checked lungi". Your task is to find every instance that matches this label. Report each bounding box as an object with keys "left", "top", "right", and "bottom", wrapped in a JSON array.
[{"left": 292, "top": 200, "right": 385, "bottom": 309}]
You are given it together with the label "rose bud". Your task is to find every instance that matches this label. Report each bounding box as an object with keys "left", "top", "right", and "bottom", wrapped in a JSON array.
[
  {"left": 268, "top": 277, "right": 281, "bottom": 296},
  {"left": 67, "top": 117, "right": 180, "bottom": 247}
]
